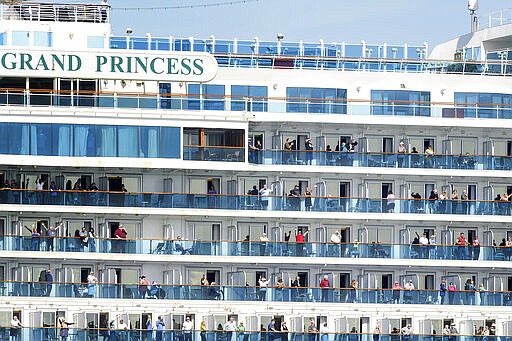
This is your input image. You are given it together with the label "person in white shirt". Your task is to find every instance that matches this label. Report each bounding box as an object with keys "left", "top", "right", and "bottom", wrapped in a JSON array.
[
  {"left": 330, "top": 230, "right": 342, "bottom": 257},
  {"left": 224, "top": 317, "right": 237, "bottom": 341},
  {"left": 258, "top": 277, "right": 270, "bottom": 301},
  {"left": 419, "top": 233, "right": 429, "bottom": 258},
  {"left": 259, "top": 233, "right": 269, "bottom": 255},
  {"left": 403, "top": 280, "right": 415, "bottom": 303},
  {"left": 10, "top": 316, "right": 23, "bottom": 341},
  {"left": 182, "top": 317, "right": 194, "bottom": 341},
  {"left": 259, "top": 184, "right": 273, "bottom": 210},
  {"left": 115, "top": 318, "right": 128, "bottom": 340},
  {"left": 87, "top": 271, "right": 98, "bottom": 298},
  {"left": 320, "top": 322, "right": 329, "bottom": 341},
  {"left": 401, "top": 324, "right": 413, "bottom": 341}
]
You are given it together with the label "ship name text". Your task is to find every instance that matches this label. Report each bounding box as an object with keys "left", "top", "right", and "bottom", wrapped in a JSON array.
[{"left": 0, "top": 49, "right": 217, "bottom": 82}]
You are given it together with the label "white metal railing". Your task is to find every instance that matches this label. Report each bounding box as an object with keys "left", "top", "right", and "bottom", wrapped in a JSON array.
[
  {"left": 478, "top": 8, "right": 512, "bottom": 30},
  {"left": 0, "top": 2, "right": 109, "bottom": 23}
]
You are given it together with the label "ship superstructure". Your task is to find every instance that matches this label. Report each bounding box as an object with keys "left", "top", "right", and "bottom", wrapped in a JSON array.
[{"left": 0, "top": 1, "right": 511, "bottom": 340}]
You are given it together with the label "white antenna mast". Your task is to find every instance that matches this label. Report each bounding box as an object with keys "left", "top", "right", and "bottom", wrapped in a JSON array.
[{"left": 468, "top": 0, "right": 479, "bottom": 32}]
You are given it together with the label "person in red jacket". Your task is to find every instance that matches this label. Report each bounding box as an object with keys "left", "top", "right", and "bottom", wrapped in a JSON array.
[
  {"left": 295, "top": 228, "right": 309, "bottom": 257},
  {"left": 319, "top": 275, "right": 331, "bottom": 302}
]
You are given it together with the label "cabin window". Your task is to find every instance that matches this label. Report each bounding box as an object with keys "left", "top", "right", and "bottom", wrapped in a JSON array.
[
  {"left": 231, "top": 85, "right": 268, "bottom": 112},
  {"left": 87, "top": 36, "right": 104, "bottom": 49},
  {"left": 455, "top": 92, "right": 512, "bottom": 119},
  {"left": 33, "top": 31, "right": 52, "bottom": 47},
  {"left": 12, "top": 31, "right": 29, "bottom": 46},
  {"left": 286, "top": 87, "right": 347, "bottom": 114},
  {"left": 371, "top": 90, "right": 430, "bottom": 117}
]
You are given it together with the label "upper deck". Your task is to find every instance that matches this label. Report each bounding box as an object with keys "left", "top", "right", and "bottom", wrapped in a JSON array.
[{"left": 0, "top": 1, "right": 109, "bottom": 23}]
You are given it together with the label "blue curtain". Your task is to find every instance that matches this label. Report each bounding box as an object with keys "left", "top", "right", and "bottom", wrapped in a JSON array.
[
  {"left": 74, "top": 125, "right": 89, "bottom": 156},
  {"left": 140, "top": 126, "right": 159, "bottom": 158},
  {"left": 118, "top": 126, "right": 138, "bottom": 157},
  {"left": 97, "top": 126, "right": 116, "bottom": 157},
  {"left": 57, "top": 125, "right": 72, "bottom": 156}
]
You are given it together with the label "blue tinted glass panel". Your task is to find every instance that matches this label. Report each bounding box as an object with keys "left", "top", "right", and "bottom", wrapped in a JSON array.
[
  {"left": 74, "top": 125, "right": 93, "bottom": 156},
  {"left": 0, "top": 123, "right": 7, "bottom": 153},
  {"left": 118, "top": 96, "right": 138, "bottom": 108},
  {"left": 110, "top": 36, "right": 126, "bottom": 49},
  {"left": 31, "top": 124, "right": 52, "bottom": 155},
  {"left": 33, "top": 31, "right": 52, "bottom": 47},
  {"left": 151, "top": 38, "right": 170, "bottom": 51},
  {"left": 52, "top": 124, "right": 73, "bottom": 156},
  {"left": 231, "top": 85, "right": 247, "bottom": 111},
  {"left": 161, "top": 127, "right": 180, "bottom": 158},
  {"left": 12, "top": 31, "right": 29, "bottom": 46},
  {"left": 203, "top": 84, "right": 225, "bottom": 111},
  {"left": 187, "top": 84, "right": 200, "bottom": 110},
  {"left": 8, "top": 123, "right": 30, "bottom": 155},
  {"left": 286, "top": 87, "right": 346, "bottom": 114},
  {"left": 87, "top": 36, "right": 104, "bottom": 48},
  {"left": 95, "top": 125, "right": 116, "bottom": 157},
  {"left": 0, "top": 32, "right": 5, "bottom": 46},
  {"left": 371, "top": 90, "right": 430, "bottom": 116},
  {"left": 140, "top": 126, "right": 160, "bottom": 158},
  {"left": 117, "top": 126, "right": 138, "bottom": 157}
]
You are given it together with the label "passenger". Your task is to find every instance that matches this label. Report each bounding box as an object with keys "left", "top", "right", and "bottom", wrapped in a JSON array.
[
  {"left": 448, "top": 282, "right": 457, "bottom": 305},
  {"left": 428, "top": 189, "right": 438, "bottom": 214},
  {"left": 386, "top": 191, "right": 395, "bottom": 213},
  {"left": 257, "top": 277, "right": 270, "bottom": 301},
  {"left": 319, "top": 275, "right": 331, "bottom": 302},
  {"left": 295, "top": 228, "right": 309, "bottom": 257},
  {"left": 330, "top": 231, "right": 341, "bottom": 257},
  {"left": 320, "top": 322, "right": 329, "bottom": 341},
  {"left": 305, "top": 137, "right": 314, "bottom": 165},
  {"left": 403, "top": 280, "right": 414, "bottom": 304},
  {"left": 259, "top": 184, "right": 273, "bottom": 210},
  {"left": 347, "top": 279, "right": 358, "bottom": 303},
  {"left": 401, "top": 324, "right": 413, "bottom": 341},
  {"left": 439, "top": 279, "right": 447, "bottom": 305},
  {"left": 307, "top": 320, "right": 317, "bottom": 341},
  {"left": 424, "top": 145, "right": 434, "bottom": 168},
  {"left": 281, "top": 322, "right": 289, "bottom": 341},
  {"left": 392, "top": 281, "right": 401, "bottom": 304},
  {"left": 259, "top": 233, "right": 269, "bottom": 256},
  {"left": 182, "top": 317, "right": 194, "bottom": 341},
  {"left": 373, "top": 324, "right": 381, "bottom": 341}
]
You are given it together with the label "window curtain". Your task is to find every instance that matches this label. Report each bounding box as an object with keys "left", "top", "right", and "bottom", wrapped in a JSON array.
[
  {"left": 57, "top": 125, "right": 72, "bottom": 156},
  {"left": 74, "top": 125, "right": 89, "bottom": 156},
  {"left": 97, "top": 126, "right": 116, "bottom": 157},
  {"left": 118, "top": 126, "right": 138, "bottom": 157}
]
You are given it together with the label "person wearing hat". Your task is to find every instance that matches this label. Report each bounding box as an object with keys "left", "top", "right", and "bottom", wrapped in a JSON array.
[
  {"left": 330, "top": 230, "right": 341, "bottom": 257},
  {"left": 258, "top": 276, "right": 270, "bottom": 301},
  {"left": 87, "top": 271, "right": 98, "bottom": 298},
  {"left": 398, "top": 141, "right": 407, "bottom": 167},
  {"left": 449, "top": 323, "right": 458, "bottom": 340}
]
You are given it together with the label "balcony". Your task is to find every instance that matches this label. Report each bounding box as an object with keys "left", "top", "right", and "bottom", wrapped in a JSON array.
[
  {"left": 248, "top": 150, "right": 511, "bottom": 171},
  {"left": 3, "top": 236, "right": 509, "bottom": 262},
  {"left": 4, "top": 280, "right": 511, "bottom": 307},
  {"left": 0, "top": 189, "right": 510, "bottom": 218},
  {"left": 2, "top": 90, "right": 512, "bottom": 121}
]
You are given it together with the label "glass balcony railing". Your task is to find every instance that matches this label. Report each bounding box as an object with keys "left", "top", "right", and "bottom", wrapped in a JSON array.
[
  {"left": 4, "top": 281, "right": 512, "bottom": 307},
  {"left": 3, "top": 236, "right": 510, "bottom": 262},
  {"left": 3, "top": 90, "right": 512, "bottom": 121},
  {"left": 1, "top": 189, "right": 511, "bottom": 217},
  {"left": 184, "top": 146, "right": 245, "bottom": 162},
  {"left": 248, "top": 150, "right": 512, "bottom": 170},
  {"left": 0, "top": 328, "right": 502, "bottom": 341}
]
